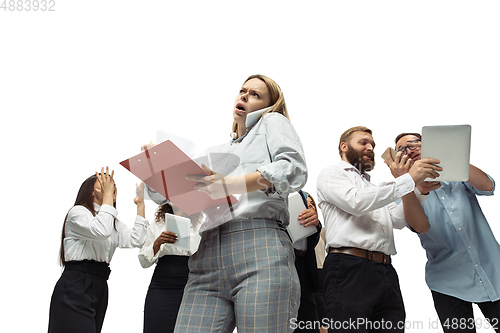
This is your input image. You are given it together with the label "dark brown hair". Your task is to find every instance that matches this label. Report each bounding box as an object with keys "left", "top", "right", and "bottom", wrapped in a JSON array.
[
  {"left": 304, "top": 191, "right": 317, "bottom": 211},
  {"left": 394, "top": 133, "right": 421, "bottom": 148},
  {"left": 154, "top": 204, "right": 174, "bottom": 223}
]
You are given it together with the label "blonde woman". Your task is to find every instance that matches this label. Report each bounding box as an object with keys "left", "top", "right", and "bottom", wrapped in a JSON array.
[{"left": 176, "top": 74, "right": 308, "bottom": 333}]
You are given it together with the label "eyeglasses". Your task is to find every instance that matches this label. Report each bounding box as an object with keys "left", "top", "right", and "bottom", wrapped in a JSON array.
[{"left": 397, "top": 139, "right": 421, "bottom": 154}]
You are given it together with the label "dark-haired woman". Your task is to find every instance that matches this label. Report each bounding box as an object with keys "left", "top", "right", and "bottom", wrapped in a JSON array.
[
  {"left": 138, "top": 196, "right": 201, "bottom": 333},
  {"left": 48, "top": 167, "right": 149, "bottom": 333}
]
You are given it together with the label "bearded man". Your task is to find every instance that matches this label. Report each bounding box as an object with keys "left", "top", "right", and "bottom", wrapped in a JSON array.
[{"left": 316, "top": 126, "right": 441, "bottom": 332}]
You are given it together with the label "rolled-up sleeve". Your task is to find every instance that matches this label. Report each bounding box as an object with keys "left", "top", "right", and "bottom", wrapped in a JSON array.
[
  {"left": 138, "top": 225, "right": 159, "bottom": 268},
  {"left": 257, "top": 113, "right": 307, "bottom": 196},
  {"left": 465, "top": 174, "right": 495, "bottom": 196}
]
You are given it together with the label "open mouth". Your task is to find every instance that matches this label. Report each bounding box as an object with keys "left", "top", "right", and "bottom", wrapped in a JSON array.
[
  {"left": 409, "top": 152, "right": 421, "bottom": 160},
  {"left": 235, "top": 103, "right": 246, "bottom": 113}
]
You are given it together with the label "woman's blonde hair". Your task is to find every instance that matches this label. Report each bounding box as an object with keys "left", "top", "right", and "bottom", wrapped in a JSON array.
[{"left": 232, "top": 74, "right": 289, "bottom": 134}]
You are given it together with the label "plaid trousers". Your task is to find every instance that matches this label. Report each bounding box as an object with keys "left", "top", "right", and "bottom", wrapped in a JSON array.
[{"left": 174, "top": 218, "right": 300, "bottom": 333}]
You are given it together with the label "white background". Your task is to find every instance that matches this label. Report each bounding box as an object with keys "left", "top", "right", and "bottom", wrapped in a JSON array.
[{"left": 1, "top": 1, "right": 499, "bottom": 332}]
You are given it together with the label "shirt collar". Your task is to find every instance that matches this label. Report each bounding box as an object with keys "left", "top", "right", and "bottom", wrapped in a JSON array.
[
  {"left": 231, "top": 120, "right": 259, "bottom": 143},
  {"left": 338, "top": 160, "right": 371, "bottom": 181}
]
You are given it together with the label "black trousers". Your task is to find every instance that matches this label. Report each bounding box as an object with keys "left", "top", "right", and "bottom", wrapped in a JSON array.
[
  {"left": 313, "top": 268, "right": 327, "bottom": 323},
  {"left": 143, "top": 255, "right": 189, "bottom": 333},
  {"left": 432, "top": 290, "right": 500, "bottom": 333},
  {"left": 48, "top": 260, "right": 111, "bottom": 333},
  {"left": 294, "top": 255, "right": 320, "bottom": 333},
  {"left": 323, "top": 253, "right": 405, "bottom": 333}
]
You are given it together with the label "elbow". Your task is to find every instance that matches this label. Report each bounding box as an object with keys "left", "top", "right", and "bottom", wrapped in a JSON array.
[
  {"left": 418, "top": 225, "right": 430, "bottom": 234},
  {"left": 130, "top": 234, "right": 147, "bottom": 248},
  {"left": 413, "top": 221, "right": 430, "bottom": 234}
]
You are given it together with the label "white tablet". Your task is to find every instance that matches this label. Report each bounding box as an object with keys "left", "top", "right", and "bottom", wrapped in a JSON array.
[
  {"left": 421, "top": 125, "right": 471, "bottom": 181},
  {"left": 286, "top": 192, "right": 317, "bottom": 243},
  {"left": 165, "top": 213, "right": 191, "bottom": 251}
]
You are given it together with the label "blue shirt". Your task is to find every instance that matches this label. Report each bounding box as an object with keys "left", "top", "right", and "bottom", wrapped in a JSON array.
[{"left": 419, "top": 176, "right": 500, "bottom": 302}]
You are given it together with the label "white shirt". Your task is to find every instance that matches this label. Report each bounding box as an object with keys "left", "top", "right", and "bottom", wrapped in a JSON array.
[
  {"left": 316, "top": 161, "right": 416, "bottom": 256},
  {"left": 138, "top": 218, "right": 201, "bottom": 268},
  {"left": 63, "top": 203, "right": 149, "bottom": 263}
]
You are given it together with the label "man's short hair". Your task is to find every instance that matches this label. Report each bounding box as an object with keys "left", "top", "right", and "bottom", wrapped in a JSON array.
[
  {"left": 394, "top": 133, "right": 422, "bottom": 149},
  {"left": 338, "top": 126, "right": 372, "bottom": 157}
]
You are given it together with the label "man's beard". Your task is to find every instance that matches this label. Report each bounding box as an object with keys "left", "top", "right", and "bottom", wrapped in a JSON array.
[{"left": 345, "top": 145, "right": 375, "bottom": 173}]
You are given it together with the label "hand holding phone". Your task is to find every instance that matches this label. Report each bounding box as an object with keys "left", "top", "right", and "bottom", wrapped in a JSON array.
[
  {"left": 382, "top": 147, "right": 413, "bottom": 178},
  {"left": 381, "top": 147, "right": 397, "bottom": 163}
]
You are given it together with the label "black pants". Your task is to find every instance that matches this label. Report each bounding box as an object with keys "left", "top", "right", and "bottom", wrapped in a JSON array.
[
  {"left": 313, "top": 268, "right": 326, "bottom": 323},
  {"left": 323, "top": 253, "right": 405, "bottom": 333},
  {"left": 48, "top": 260, "right": 111, "bottom": 333},
  {"left": 143, "top": 255, "right": 189, "bottom": 333},
  {"left": 432, "top": 290, "right": 500, "bottom": 332},
  {"left": 294, "top": 255, "right": 320, "bottom": 333}
]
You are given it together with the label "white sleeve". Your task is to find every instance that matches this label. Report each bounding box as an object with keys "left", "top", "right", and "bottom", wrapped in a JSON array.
[
  {"left": 116, "top": 215, "right": 149, "bottom": 248},
  {"left": 257, "top": 113, "right": 307, "bottom": 197},
  {"left": 317, "top": 167, "right": 415, "bottom": 218},
  {"left": 138, "top": 223, "right": 161, "bottom": 268},
  {"left": 66, "top": 204, "right": 117, "bottom": 240}
]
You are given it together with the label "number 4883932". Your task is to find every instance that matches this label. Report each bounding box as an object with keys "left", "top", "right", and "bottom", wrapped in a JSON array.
[{"left": 1, "top": 0, "right": 56, "bottom": 11}]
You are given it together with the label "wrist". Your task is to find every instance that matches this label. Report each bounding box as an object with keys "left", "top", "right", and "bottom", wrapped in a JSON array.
[
  {"left": 153, "top": 241, "right": 161, "bottom": 255},
  {"left": 102, "top": 195, "right": 114, "bottom": 207},
  {"left": 225, "top": 175, "right": 246, "bottom": 195}
]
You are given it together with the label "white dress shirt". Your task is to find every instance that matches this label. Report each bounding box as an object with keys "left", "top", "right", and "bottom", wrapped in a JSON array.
[
  {"left": 138, "top": 219, "right": 201, "bottom": 268},
  {"left": 63, "top": 203, "right": 149, "bottom": 263},
  {"left": 317, "top": 161, "right": 417, "bottom": 256}
]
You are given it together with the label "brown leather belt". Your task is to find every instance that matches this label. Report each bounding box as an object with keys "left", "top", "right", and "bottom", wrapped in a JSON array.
[{"left": 328, "top": 247, "right": 391, "bottom": 265}]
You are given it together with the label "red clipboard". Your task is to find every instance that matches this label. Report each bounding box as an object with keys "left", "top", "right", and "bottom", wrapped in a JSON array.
[{"left": 120, "top": 140, "right": 238, "bottom": 216}]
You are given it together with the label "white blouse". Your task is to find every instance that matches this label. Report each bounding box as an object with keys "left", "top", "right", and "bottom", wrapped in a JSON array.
[
  {"left": 138, "top": 218, "right": 201, "bottom": 268},
  {"left": 63, "top": 203, "right": 149, "bottom": 263}
]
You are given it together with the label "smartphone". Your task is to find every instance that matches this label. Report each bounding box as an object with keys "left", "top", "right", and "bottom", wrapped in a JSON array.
[
  {"left": 245, "top": 106, "right": 271, "bottom": 127},
  {"left": 381, "top": 148, "right": 397, "bottom": 163}
]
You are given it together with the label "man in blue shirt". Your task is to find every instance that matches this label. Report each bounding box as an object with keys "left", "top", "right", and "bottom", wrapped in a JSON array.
[{"left": 394, "top": 133, "right": 500, "bottom": 333}]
